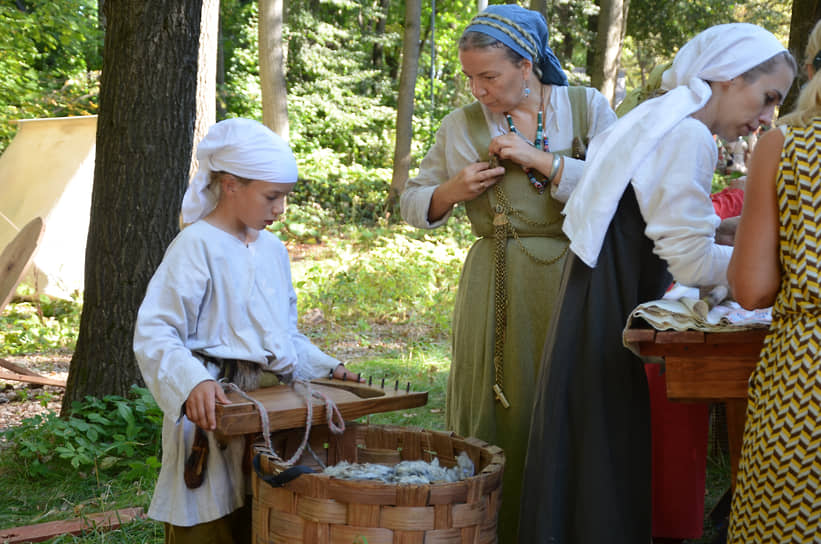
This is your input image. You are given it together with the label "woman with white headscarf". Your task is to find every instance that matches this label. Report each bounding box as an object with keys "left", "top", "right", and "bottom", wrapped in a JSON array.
[
  {"left": 134, "top": 118, "right": 348, "bottom": 544},
  {"left": 519, "top": 24, "right": 795, "bottom": 544},
  {"left": 400, "top": 5, "right": 616, "bottom": 541}
]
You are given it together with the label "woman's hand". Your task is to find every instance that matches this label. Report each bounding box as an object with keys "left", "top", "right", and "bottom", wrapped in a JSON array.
[
  {"left": 448, "top": 161, "right": 505, "bottom": 200},
  {"left": 428, "top": 161, "right": 504, "bottom": 222},
  {"left": 489, "top": 132, "right": 545, "bottom": 171},
  {"left": 185, "top": 379, "right": 230, "bottom": 431}
]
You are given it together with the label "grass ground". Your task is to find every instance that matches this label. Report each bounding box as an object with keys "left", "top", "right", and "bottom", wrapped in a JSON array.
[{"left": 0, "top": 223, "right": 734, "bottom": 543}]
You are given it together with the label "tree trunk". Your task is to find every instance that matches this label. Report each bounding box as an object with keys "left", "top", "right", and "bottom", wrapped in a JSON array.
[
  {"left": 781, "top": 0, "right": 821, "bottom": 115},
  {"left": 217, "top": 6, "right": 227, "bottom": 119},
  {"left": 259, "top": 0, "right": 290, "bottom": 139},
  {"left": 557, "top": 2, "right": 574, "bottom": 62},
  {"left": 590, "top": 0, "right": 630, "bottom": 105},
  {"left": 372, "top": 0, "right": 390, "bottom": 68},
  {"left": 386, "top": 0, "right": 421, "bottom": 210},
  {"left": 62, "top": 0, "right": 204, "bottom": 412},
  {"left": 192, "top": 0, "right": 220, "bottom": 180}
]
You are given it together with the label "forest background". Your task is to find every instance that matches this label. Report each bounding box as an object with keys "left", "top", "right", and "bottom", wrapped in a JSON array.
[{"left": 0, "top": 0, "right": 812, "bottom": 542}]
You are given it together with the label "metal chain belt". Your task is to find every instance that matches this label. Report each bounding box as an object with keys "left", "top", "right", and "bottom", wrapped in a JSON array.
[{"left": 489, "top": 184, "right": 568, "bottom": 408}]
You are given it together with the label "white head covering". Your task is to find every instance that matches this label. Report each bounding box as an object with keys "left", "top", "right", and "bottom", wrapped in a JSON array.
[
  {"left": 181, "top": 118, "right": 298, "bottom": 224},
  {"left": 563, "top": 23, "right": 787, "bottom": 268}
]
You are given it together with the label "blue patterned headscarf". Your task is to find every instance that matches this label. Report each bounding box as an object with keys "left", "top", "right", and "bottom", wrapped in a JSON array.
[{"left": 463, "top": 4, "right": 568, "bottom": 87}]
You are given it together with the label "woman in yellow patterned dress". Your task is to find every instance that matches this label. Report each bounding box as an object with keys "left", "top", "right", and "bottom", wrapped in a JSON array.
[{"left": 728, "top": 19, "right": 821, "bottom": 543}]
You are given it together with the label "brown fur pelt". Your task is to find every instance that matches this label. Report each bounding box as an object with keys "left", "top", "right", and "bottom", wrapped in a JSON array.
[{"left": 221, "top": 359, "right": 262, "bottom": 391}]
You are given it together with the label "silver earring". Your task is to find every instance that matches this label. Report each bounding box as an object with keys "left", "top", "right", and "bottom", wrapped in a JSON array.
[{"left": 523, "top": 81, "right": 531, "bottom": 98}]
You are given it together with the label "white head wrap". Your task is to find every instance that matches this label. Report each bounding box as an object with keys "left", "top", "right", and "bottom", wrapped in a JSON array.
[
  {"left": 563, "top": 23, "right": 787, "bottom": 268},
  {"left": 181, "top": 118, "right": 298, "bottom": 224}
]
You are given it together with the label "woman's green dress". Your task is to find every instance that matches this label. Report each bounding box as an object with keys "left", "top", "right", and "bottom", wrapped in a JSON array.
[{"left": 446, "top": 91, "right": 587, "bottom": 543}]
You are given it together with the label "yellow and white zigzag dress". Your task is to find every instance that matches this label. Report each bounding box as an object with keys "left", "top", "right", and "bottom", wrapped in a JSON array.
[{"left": 729, "top": 119, "right": 821, "bottom": 543}]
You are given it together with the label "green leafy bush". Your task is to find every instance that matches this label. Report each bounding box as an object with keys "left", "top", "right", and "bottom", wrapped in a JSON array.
[
  {"left": 295, "top": 228, "right": 468, "bottom": 336},
  {"left": 0, "top": 0, "right": 101, "bottom": 151},
  {"left": 288, "top": 151, "right": 394, "bottom": 225},
  {"left": 0, "top": 386, "right": 162, "bottom": 480},
  {"left": 0, "top": 295, "right": 81, "bottom": 354}
]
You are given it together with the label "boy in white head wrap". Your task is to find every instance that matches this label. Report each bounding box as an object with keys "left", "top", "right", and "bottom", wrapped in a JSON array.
[
  {"left": 134, "top": 118, "right": 349, "bottom": 543},
  {"left": 520, "top": 24, "right": 795, "bottom": 544}
]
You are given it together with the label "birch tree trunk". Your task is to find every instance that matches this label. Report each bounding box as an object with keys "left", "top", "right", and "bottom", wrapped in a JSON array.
[
  {"left": 590, "top": 0, "right": 630, "bottom": 105},
  {"left": 191, "top": 0, "right": 220, "bottom": 180},
  {"left": 259, "top": 0, "right": 290, "bottom": 139},
  {"left": 386, "top": 0, "right": 421, "bottom": 209}
]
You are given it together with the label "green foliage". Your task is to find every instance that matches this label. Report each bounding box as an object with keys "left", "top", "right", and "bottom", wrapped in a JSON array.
[
  {"left": 0, "top": 386, "right": 162, "bottom": 480},
  {"left": 623, "top": 0, "right": 791, "bottom": 92},
  {"left": 218, "top": 0, "right": 263, "bottom": 120},
  {"left": 290, "top": 151, "right": 394, "bottom": 224},
  {"left": 351, "top": 344, "right": 451, "bottom": 431},
  {"left": 0, "top": 0, "right": 101, "bottom": 151},
  {"left": 285, "top": 0, "right": 399, "bottom": 167},
  {"left": 294, "top": 227, "right": 468, "bottom": 337},
  {"left": 627, "top": 0, "right": 737, "bottom": 62},
  {"left": 543, "top": 0, "right": 599, "bottom": 68},
  {"left": 0, "top": 294, "right": 81, "bottom": 355}
]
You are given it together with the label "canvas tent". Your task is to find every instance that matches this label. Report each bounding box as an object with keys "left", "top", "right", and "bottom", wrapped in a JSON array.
[{"left": 0, "top": 116, "right": 96, "bottom": 298}]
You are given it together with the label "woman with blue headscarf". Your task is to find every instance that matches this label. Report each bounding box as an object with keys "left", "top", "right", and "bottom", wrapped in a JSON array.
[{"left": 400, "top": 5, "right": 616, "bottom": 541}]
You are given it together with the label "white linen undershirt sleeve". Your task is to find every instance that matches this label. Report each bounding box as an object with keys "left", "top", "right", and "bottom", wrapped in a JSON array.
[
  {"left": 632, "top": 119, "right": 732, "bottom": 287},
  {"left": 133, "top": 235, "right": 214, "bottom": 418},
  {"left": 400, "top": 109, "right": 478, "bottom": 229},
  {"left": 551, "top": 87, "right": 618, "bottom": 203}
]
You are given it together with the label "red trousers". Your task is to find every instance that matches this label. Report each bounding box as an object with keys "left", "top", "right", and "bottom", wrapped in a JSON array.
[{"left": 646, "top": 364, "right": 710, "bottom": 539}]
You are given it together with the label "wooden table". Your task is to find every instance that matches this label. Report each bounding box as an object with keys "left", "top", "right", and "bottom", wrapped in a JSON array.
[{"left": 623, "top": 327, "right": 768, "bottom": 485}]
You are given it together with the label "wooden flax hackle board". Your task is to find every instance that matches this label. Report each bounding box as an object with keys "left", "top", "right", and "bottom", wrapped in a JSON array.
[
  {"left": 214, "top": 378, "right": 428, "bottom": 440},
  {"left": 253, "top": 423, "right": 505, "bottom": 544}
]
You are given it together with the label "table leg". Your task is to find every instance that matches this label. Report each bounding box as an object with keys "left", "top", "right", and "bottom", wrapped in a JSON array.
[{"left": 724, "top": 399, "right": 748, "bottom": 488}]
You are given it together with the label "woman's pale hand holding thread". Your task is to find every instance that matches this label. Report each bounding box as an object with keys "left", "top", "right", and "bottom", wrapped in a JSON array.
[
  {"left": 489, "top": 132, "right": 558, "bottom": 182},
  {"left": 428, "top": 161, "right": 504, "bottom": 222}
]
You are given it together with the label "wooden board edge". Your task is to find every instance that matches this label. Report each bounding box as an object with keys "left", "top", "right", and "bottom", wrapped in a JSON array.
[
  {"left": 0, "top": 368, "right": 66, "bottom": 387},
  {"left": 654, "top": 330, "right": 706, "bottom": 344},
  {"left": 0, "top": 507, "right": 145, "bottom": 543}
]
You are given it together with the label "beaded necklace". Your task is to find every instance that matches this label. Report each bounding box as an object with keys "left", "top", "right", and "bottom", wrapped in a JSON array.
[{"left": 504, "top": 85, "right": 549, "bottom": 194}]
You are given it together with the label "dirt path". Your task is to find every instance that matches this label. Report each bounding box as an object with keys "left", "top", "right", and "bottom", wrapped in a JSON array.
[{"left": 0, "top": 352, "right": 69, "bottom": 431}]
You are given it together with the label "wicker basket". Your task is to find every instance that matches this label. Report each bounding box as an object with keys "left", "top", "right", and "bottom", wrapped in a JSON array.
[{"left": 252, "top": 422, "right": 505, "bottom": 544}]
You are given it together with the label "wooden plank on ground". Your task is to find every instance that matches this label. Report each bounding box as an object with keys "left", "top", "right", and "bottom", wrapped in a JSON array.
[
  {"left": 0, "top": 368, "right": 66, "bottom": 387},
  {"left": 0, "top": 217, "right": 45, "bottom": 312},
  {"left": 0, "top": 358, "right": 40, "bottom": 377},
  {"left": 0, "top": 507, "right": 145, "bottom": 543}
]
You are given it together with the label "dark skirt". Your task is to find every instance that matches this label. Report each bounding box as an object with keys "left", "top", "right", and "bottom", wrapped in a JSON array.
[{"left": 519, "top": 186, "right": 671, "bottom": 544}]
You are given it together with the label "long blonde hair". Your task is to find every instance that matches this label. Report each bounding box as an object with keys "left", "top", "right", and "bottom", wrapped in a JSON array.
[{"left": 779, "top": 20, "right": 821, "bottom": 127}]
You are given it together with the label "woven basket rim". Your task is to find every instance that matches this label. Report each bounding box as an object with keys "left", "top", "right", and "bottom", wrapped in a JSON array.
[{"left": 255, "top": 422, "right": 505, "bottom": 488}]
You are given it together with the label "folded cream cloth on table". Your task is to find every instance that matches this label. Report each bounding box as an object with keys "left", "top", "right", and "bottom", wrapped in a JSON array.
[
  {"left": 623, "top": 284, "right": 772, "bottom": 358},
  {"left": 624, "top": 283, "right": 771, "bottom": 343}
]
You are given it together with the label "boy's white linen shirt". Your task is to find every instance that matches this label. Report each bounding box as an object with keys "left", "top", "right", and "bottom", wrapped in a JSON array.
[
  {"left": 134, "top": 221, "right": 339, "bottom": 526},
  {"left": 631, "top": 118, "right": 731, "bottom": 287},
  {"left": 400, "top": 86, "right": 616, "bottom": 229}
]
